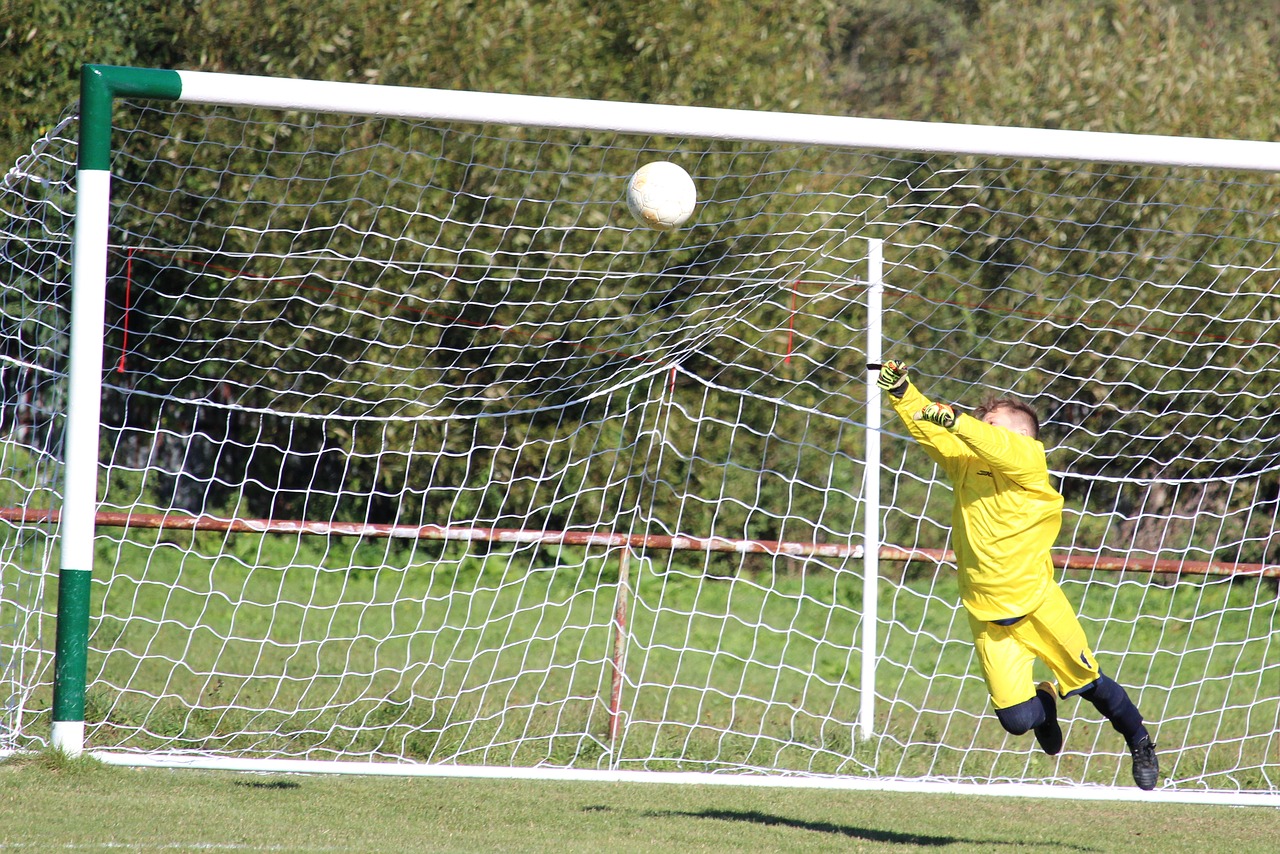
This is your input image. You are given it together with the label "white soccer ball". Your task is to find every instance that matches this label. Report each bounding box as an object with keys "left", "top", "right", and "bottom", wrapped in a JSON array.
[{"left": 626, "top": 161, "right": 696, "bottom": 231}]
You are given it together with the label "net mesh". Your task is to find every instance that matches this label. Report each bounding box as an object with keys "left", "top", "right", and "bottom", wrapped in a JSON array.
[{"left": 1, "top": 94, "right": 1277, "bottom": 793}]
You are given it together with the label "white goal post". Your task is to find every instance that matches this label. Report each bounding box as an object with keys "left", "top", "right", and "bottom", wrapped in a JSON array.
[{"left": 1, "top": 64, "right": 1278, "bottom": 805}]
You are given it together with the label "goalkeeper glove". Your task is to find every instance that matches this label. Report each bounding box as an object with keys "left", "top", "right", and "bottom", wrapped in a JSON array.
[
  {"left": 914, "top": 401, "right": 957, "bottom": 430},
  {"left": 876, "top": 360, "right": 909, "bottom": 397}
]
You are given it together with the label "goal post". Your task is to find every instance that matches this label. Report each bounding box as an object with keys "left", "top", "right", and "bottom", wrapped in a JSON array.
[
  {"left": 53, "top": 65, "right": 183, "bottom": 755},
  {"left": 3, "top": 63, "right": 1277, "bottom": 804},
  {"left": 859, "top": 238, "right": 884, "bottom": 742}
]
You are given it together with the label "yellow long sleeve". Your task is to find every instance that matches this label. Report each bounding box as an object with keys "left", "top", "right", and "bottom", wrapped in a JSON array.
[{"left": 889, "top": 382, "right": 1063, "bottom": 621}]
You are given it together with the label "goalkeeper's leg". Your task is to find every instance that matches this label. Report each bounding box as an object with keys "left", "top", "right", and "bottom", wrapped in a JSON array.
[
  {"left": 977, "top": 583, "right": 1159, "bottom": 785},
  {"left": 1022, "top": 583, "right": 1159, "bottom": 789},
  {"left": 969, "top": 612, "right": 1062, "bottom": 754},
  {"left": 1077, "top": 673, "right": 1159, "bottom": 790},
  {"left": 1077, "top": 673, "right": 1145, "bottom": 743},
  {"left": 993, "top": 684, "right": 1062, "bottom": 756}
]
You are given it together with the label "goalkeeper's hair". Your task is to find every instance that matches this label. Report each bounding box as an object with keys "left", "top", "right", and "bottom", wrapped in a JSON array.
[{"left": 974, "top": 395, "right": 1041, "bottom": 440}]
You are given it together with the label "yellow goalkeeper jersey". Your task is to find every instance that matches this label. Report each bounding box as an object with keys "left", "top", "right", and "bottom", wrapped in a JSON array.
[{"left": 890, "top": 382, "right": 1064, "bottom": 622}]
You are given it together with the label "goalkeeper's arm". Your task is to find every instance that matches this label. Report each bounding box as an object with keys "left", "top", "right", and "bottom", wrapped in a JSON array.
[{"left": 880, "top": 360, "right": 970, "bottom": 473}]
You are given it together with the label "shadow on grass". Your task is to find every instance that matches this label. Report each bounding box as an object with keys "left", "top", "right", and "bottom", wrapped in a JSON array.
[
  {"left": 232, "top": 779, "right": 303, "bottom": 790},
  {"left": 629, "top": 807, "right": 1099, "bottom": 850}
]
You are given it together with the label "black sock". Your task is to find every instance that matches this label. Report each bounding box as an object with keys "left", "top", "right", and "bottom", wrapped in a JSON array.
[{"left": 1080, "top": 673, "right": 1147, "bottom": 746}]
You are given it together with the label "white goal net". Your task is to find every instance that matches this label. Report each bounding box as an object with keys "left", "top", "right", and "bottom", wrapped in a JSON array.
[{"left": 1, "top": 68, "right": 1277, "bottom": 801}]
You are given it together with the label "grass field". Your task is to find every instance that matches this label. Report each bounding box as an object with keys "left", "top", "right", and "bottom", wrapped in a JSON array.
[
  {"left": 2, "top": 751, "right": 1279, "bottom": 853},
  {"left": 3, "top": 524, "right": 1277, "bottom": 790}
]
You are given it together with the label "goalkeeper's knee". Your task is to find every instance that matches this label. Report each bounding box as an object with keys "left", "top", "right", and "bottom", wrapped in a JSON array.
[{"left": 994, "top": 696, "right": 1045, "bottom": 735}]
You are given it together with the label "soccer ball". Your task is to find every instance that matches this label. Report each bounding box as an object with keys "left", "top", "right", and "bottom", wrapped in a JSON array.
[{"left": 626, "top": 161, "right": 696, "bottom": 231}]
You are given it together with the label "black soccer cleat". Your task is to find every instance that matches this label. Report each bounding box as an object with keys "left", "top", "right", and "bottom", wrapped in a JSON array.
[
  {"left": 1033, "top": 681, "right": 1063, "bottom": 756},
  {"left": 1130, "top": 734, "right": 1159, "bottom": 790}
]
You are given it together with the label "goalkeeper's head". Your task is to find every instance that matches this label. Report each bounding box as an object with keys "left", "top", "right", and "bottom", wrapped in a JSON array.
[{"left": 974, "top": 395, "right": 1040, "bottom": 440}]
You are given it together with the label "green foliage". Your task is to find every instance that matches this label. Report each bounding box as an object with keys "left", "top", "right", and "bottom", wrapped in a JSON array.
[
  {"left": 0, "top": 0, "right": 843, "bottom": 172},
  {"left": 5, "top": 2, "right": 1278, "bottom": 530},
  {"left": 5, "top": 1, "right": 1277, "bottom": 166},
  {"left": 826, "top": 0, "right": 981, "bottom": 116},
  {"left": 939, "top": 0, "right": 1280, "bottom": 138}
]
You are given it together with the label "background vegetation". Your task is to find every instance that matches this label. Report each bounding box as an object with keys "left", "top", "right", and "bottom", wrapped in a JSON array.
[
  {"left": 7, "top": 0, "right": 1278, "bottom": 545},
  {"left": 5, "top": 0, "right": 1279, "bottom": 166}
]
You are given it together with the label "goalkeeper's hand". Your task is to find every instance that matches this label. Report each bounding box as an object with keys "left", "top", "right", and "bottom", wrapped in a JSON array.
[
  {"left": 876, "top": 360, "right": 909, "bottom": 397},
  {"left": 913, "top": 401, "right": 957, "bottom": 430}
]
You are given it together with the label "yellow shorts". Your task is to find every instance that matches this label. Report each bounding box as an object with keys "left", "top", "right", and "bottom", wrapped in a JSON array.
[{"left": 967, "top": 580, "right": 1100, "bottom": 710}]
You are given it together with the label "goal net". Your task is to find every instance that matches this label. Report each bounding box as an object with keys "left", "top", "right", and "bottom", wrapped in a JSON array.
[{"left": 1, "top": 66, "right": 1277, "bottom": 802}]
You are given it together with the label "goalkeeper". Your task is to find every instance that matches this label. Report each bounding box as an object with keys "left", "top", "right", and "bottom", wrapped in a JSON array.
[{"left": 876, "top": 359, "right": 1159, "bottom": 791}]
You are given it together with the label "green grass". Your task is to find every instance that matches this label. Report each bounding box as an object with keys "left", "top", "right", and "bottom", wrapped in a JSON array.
[
  {"left": 5, "top": 525, "right": 1278, "bottom": 789},
  {"left": 2, "top": 752, "right": 1279, "bottom": 853}
]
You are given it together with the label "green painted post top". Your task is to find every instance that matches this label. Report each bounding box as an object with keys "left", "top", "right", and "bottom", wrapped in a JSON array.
[{"left": 80, "top": 64, "right": 183, "bottom": 171}]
